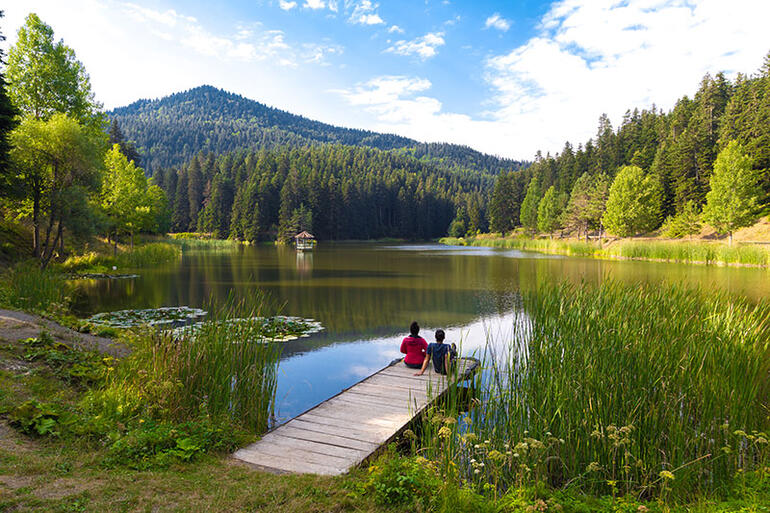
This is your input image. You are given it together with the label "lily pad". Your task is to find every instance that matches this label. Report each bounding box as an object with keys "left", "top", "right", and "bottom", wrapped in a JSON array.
[
  {"left": 87, "top": 306, "right": 207, "bottom": 329},
  {"left": 170, "top": 315, "right": 324, "bottom": 343}
]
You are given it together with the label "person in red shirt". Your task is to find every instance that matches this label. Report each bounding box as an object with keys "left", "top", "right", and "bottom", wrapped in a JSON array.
[{"left": 400, "top": 321, "right": 427, "bottom": 369}]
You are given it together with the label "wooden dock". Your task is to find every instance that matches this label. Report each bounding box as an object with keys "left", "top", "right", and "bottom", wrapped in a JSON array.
[{"left": 233, "top": 357, "right": 479, "bottom": 475}]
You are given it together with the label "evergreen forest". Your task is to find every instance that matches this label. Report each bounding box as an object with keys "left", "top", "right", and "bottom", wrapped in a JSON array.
[{"left": 488, "top": 55, "right": 770, "bottom": 241}]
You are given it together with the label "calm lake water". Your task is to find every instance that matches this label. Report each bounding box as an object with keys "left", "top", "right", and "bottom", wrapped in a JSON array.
[{"left": 71, "top": 243, "right": 769, "bottom": 423}]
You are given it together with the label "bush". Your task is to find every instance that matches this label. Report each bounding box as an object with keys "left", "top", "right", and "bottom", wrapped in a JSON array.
[{"left": 364, "top": 450, "right": 442, "bottom": 508}]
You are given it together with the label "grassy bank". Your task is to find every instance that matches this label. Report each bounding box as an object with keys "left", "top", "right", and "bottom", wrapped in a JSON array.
[
  {"left": 440, "top": 235, "right": 770, "bottom": 267},
  {"left": 58, "top": 242, "right": 181, "bottom": 274}
]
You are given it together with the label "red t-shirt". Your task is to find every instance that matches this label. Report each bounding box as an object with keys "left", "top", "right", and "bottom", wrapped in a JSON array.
[{"left": 400, "top": 336, "right": 427, "bottom": 365}]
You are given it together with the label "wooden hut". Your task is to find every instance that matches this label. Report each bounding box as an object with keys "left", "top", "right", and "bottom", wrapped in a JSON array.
[{"left": 294, "top": 231, "right": 316, "bottom": 251}]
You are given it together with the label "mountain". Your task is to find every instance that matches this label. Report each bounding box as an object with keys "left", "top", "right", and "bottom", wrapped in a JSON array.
[{"left": 108, "top": 85, "right": 522, "bottom": 175}]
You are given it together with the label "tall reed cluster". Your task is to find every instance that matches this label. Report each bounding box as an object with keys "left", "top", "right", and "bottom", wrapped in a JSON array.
[
  {"left": 60, "top": 242, "right": 181, "bottom": 272},
  {"left": 419, "top": 281, "right": 770, "bottom": 499},
  {"left": 0, "top": 263, "right": 70, "bottom": 312},
  {"left": 441, "top": 236, "right": 770, "bottom": 267},
  {"left": 115, "top": 293, "right": 282, "bottom": 433}
]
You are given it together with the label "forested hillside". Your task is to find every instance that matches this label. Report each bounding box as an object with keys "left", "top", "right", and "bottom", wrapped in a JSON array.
[
  {"left": 488, "top": 53, "right": 770, "bottom": 241},
  {"left": 155, "top": 144, "right": 492, "bottom": 241},
  {"left": 110, "top": 85, "right": 521, "bottom": 176}
]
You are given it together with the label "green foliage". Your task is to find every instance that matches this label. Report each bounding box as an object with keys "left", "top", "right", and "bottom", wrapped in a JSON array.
[
  {"left": 702, "top": 141, "right": 761, "bottom": 242},
  {"left": 6, "top": 13, "right": 101, "bottom": 126},
  {"left": 537, "top": 186, "right": 567, "bottom": 235},
  {"left": 0, "top": 263, "right": 69, "bottom": 312},
  {"left": 519, "top": 177, "right": 541, "bottom": 233},
  {"left": 21, "top": 332, "right": 113, "bottom": 386},
  {"left": 662, "top": 200, "right": 702, "bottom": 238},
  {"left": 363, "top": 450, "right": 441, "bottom": 508},
  {"left": 603, "top": 166, "right": 663, "bottom": 236},
  {"left": 8, "top": 399, "right": 63, "bottom": 436},
  {"left": 59, "top": 242, "right": 180, "bottom": 273},
  {"left": 101, "top": 144, "right": 167, "bottom": 243},
  {"left": 9, "top": 113, "right": 105, "bottom": 266}
]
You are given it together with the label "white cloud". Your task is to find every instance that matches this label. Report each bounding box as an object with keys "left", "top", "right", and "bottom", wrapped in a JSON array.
[
  {"left": 388, "top": 25, "right": 404, "bottom": 34},
  {"left": 279, "top": 0, "right": 297, "bottom": 10},
  {"left": 385, "top": 32, "right": 445, "bottom": 60},
  {"left": 485, "top": 13, "right": 510, "bottom": 31},
  {"left": 338, "top": 0, "right": 770, "bottom": 159},
  {"left": 304, "top": 0, "right": 326, "bottom": 10},
  {"left": 349, "top": 0, "right": 385, "bottom": 25}
]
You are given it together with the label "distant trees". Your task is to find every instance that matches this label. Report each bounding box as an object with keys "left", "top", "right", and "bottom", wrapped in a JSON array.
[
  {"left": 702, "top": 141, "right": 761, "bottom": 245},
  {"left": 486, "top": 51, "right": 770, "bottom": 242},
  {"left": 603, "top": 166, "right": 662, "bottom": 237}
]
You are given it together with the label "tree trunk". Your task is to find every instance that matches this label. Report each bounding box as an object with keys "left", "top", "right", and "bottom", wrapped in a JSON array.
[
  {"left": 728, "top": 231, "right": 733, "bottom": 247},
  {"left": 32, "top": 187, "right": 41, "bottom": 258},
  {"left": 113, "top": 234, "right": 118, "bottom": 257},
  {"left": 130, "top": 231, "right": 134, "bottom": 250}
]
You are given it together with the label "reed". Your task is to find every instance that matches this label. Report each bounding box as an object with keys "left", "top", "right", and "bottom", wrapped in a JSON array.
[
  {"left": 113, "top": 293, "right": 282, "bottom": 433},
  {"left": 0, "top": 263, "right": 70, "bottom": 312},
  {"left": 440, "top": 236, "right": 770, "bottom": 267},
  {"left": 418, "top": 281, "right": 770, "bottom": 500},
  {"left": 60, "top": 242, "right": 181, "bottom": 272}
]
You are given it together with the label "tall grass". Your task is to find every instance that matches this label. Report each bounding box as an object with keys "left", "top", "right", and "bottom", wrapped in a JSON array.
[
  {"left": 60, "top": 242, "right": 181, "bottom": 272},
  {"left": 440, "top": 236, "right": 598, "bottom": 257},
  {"left": 440, "top": 236, "right": 770, "bottom": 267},
  {"left": 114, "top": 293, "right": 282, "bottom": 433},
  {"left": 418, "top": 281, "right": 770, "bottom": 500},
  {"left": 0, "top": 264, "right": 70, "bottom": 312}
]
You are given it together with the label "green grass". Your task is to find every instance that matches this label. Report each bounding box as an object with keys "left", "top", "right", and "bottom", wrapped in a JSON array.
[
  {"left": 440, "top": 235, "right": 770, "bottom": 267},
  {"left": 0, "top": 263, "right": 71, "bottom": 313},
  {"left": 59, "top": 242, "right": 181, "bottom": 273},
  {"left": 416, "top": 280, "right": 770, "bottom": 502}
]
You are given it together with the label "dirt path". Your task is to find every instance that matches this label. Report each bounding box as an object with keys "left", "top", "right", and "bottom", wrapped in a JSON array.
[{"left": 0, "top": 309, "right": 129, "bottom": 357}]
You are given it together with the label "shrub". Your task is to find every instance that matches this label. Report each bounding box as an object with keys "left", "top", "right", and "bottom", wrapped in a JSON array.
[
  {"left": 8, "top": 400, "right": 64, "bottom": 436},
  {"left": 364, "top": 450, "right": 442, "bottom": 508}
]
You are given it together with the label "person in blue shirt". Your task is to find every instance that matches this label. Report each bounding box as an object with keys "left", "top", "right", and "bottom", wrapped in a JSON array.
[{"left": 414, "top": 329, "right": 456, "bottom": 376}]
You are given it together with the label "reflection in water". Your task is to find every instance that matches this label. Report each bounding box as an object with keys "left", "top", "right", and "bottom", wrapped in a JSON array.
[{"left": 70, "top": 242, "right": 770, "bottom": 421}]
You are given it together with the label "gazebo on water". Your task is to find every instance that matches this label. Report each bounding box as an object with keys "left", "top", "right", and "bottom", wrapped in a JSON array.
[{"left": 294, "top": 231, "right": 317, "bottom": 251}]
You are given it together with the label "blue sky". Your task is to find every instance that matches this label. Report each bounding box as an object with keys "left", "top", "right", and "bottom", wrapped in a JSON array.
[{"left": 4, "top": 0, "right": 770, "bottom": 159}]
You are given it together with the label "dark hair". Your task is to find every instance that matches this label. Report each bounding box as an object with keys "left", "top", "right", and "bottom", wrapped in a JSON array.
[
  {"left": 435, "top": 329, "right": 445, "bottom": 342},
  {"left": 410, "top": 321, "right": 420, "bottom": 336}
]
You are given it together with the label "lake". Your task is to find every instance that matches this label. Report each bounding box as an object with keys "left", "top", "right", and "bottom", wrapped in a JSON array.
[{"left": 70, "top": 242, "right": 770, "bottom": 423}]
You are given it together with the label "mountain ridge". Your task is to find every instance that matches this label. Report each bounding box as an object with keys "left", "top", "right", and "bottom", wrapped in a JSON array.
[{"left": 109, "top": 85, "right": 523, "bottom": 176}]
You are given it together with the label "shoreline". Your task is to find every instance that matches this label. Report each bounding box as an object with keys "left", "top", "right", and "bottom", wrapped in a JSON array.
[{"left": 438, "top": 236, "right": 770, "bottom": 269}]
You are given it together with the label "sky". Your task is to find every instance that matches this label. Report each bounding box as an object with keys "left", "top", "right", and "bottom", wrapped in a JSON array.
[{"left": 3, "top": 0, "right": 769, "bottom": 160}]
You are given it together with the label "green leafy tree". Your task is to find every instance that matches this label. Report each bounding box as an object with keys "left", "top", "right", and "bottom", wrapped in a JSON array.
[
  {"left": 519, "top": 177, "right": 541, "bottom": 234},
  {"left": 702, "top": 141, "right": 761, "bottom": 245},
  {"left": 7, "top": 13, "right": 101, "bottom": 127},
  {"left": 9, "top": 114, "right": 103, "bottom": 265},
  {"left": 537, "top": 186, "right": 566, "bottom": 236},
  {"left": 448, "top": 206, "right": 467, "bottom": 238},
  {"left": 603, "top": 166, "right": 663, "bottom": 237},
  {"left": 101, "top": 144, "right": 156, "bottom": 251},
  {"left": 661, "top": 200, "right": 701, "bottom": 239}
]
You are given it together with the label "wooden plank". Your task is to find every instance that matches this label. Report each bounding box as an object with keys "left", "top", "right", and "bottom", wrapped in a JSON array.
[
  {"left": 258, "top": 432, "right": 369, "bottom": 460},
  {"left": 238, "top": 440, "right": 356, "bottom": 468},
  {"left": 234, "top": 449, "right": 344, "bottom": 476},
  {"left": 287, "top": 418, "right": 389, "bottom": 444},
  {"left": 232, "top": 357, "right": 479, "bottom": 476},
  {"left": 277, "top": 425, "right": 379, "bottom": 452}
]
